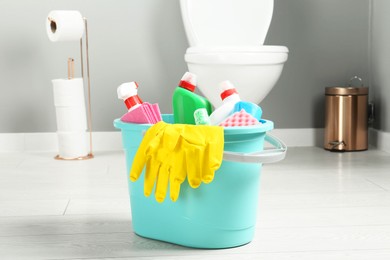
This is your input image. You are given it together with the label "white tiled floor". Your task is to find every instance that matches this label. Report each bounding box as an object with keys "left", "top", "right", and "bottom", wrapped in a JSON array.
[{"left": 1, "top": 147, "right": 390, "bottom": 259}]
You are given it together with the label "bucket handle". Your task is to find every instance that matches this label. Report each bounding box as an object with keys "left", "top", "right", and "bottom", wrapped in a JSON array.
[{"left": 223, "top": 134, "right": 287, "bottom": 164}]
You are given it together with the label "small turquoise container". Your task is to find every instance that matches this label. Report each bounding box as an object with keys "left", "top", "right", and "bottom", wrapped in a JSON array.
[{"left": 113, "top": 114, "right": 286, "bottom": 249}]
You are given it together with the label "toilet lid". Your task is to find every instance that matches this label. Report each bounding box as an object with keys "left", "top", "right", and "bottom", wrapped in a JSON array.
[
  {"left": 186, "top": 45, "right": 288, "bottom": 54},
  {"left": 180, "top": 0, "right": 274, "bottom": 46}
]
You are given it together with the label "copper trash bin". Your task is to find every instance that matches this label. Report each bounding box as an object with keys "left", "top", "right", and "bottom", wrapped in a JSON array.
[{"left": 324, "top": 77, "right": 368, "bottom": 151}]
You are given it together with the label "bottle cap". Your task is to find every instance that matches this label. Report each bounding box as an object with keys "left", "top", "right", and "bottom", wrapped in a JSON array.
[
  {"left": 124, "top": 95, "right": 143, "bottom": 111},
  {"left": 117, "top": 82, "right": 139, "bottom": 100},
  {"left": 179, "top": 72, "right": 196, "bottom": 92},
  {"left": 219, "top": 80, "right": 238, "bottom": 101}
]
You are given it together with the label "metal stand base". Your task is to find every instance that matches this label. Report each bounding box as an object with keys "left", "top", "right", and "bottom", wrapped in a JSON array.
[{"left": 54, "top": 153, "right": 94, "bottom": 161}]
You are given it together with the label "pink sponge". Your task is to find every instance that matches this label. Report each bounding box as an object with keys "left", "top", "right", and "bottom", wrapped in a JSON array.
[{"left": 219, "top": 109, "right": 261, "bottom": 127}]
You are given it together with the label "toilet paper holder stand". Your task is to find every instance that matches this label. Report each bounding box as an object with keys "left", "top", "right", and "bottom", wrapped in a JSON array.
[{"left": 49, "top": 16, "right": 94, "bottom": 161}]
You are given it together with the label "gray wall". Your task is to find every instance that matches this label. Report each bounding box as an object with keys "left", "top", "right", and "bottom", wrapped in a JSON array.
[
  {"left": 371, "top": 0, "right": 390, "bottom": 133},
  {"left": 264, "top": 0, "right": 369, "bottom": 128},
  {"left": 0, "top": 0, "right": 370, "bottom": 132}
]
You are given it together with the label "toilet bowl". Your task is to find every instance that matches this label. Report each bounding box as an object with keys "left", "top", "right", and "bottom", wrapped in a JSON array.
[{"left": 180, "top": 0, "right": 289, "bottom": 107}]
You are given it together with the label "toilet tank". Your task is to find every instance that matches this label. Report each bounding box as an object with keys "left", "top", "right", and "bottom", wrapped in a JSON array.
[{"left": 180, "top": 0, "right": 274, "bottom": 46}]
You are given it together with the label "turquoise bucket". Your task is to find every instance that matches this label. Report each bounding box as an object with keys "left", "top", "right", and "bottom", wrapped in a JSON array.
[{"left": 113, "top": 114, "right": 286, "bottom": 249}]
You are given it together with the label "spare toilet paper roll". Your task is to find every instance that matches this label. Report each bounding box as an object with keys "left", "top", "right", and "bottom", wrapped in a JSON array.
[
  {"left": 46, "top": 10, "right": 84, "bottom": 42},
  {"left": 52, "top": 78, "right": 85, "bottom": 107},
  {"left": 55, "top": 106, "right": 87, "bottom": 131},
  {"left": 52, "top": 78, "right": 88, "bottom": 131},
  {"left": 57, "top": 131, "right": 88, "bottom": 159}
]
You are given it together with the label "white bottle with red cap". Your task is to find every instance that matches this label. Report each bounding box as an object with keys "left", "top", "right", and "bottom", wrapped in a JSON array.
[
  {"left": 117, "top": 82, "right": 143, "bottom": 111},
  {"left": 209, "top": 80, "right": 241, "bottom": 125}
]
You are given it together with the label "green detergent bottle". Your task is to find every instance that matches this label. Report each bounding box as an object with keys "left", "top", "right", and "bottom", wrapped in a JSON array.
[{"left": 173, "top": 72, "right": 212, "bottom": 124}]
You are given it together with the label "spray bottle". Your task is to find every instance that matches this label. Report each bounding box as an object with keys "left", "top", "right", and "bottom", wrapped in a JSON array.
[
  {"left": 209, "top": 81, "right": 241, "bottom": 125},
  {"left": 117, "top": 82, "right": 143, "bottom": 111},
  {"left": 172, "top": 72, "right": 212, "bottom": 124}
]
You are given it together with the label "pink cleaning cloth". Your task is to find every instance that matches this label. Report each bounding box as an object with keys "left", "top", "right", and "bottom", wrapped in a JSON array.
[
  {"left": 121, "top": 104, "right": 153, "bottom": 124},
  {"left": 141, "top": 102, "right": 161, "bottom": 124},
  {"left": 140, "top": 102, "right": 162, "bottom": 123},
  {"left": 141, "top": 103, "right": 155, "bottom": 123},
  {"left": 120, "top": 103, "right": 162, "bottom": 124},
  {"left": 219, "top": 109, "right": 261, "bottom": 127},
  {"left": 150, "top": 103, "right": 162, "bottom": 122}
]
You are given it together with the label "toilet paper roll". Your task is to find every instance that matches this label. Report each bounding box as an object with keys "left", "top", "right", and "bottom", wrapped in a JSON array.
[
  {"left": 46, "top": 10, "right": 84, "bottom": 42},
  {"left": 57, "top": 131, "right": 88, "bottom": 159},
  {"left": 55, "top": 106, "right": 87, "bottom": 131},
  {"left": 52, "top": 78, "right": 88, "bottom": 131},
  {"left": 52, "top": 78, "right": 85, "bottom": 107}
]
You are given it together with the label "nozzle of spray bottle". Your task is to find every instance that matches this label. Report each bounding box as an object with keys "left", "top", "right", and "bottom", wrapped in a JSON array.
[{"left": 117, "top": 82, "right": 143, "bottom": 111}]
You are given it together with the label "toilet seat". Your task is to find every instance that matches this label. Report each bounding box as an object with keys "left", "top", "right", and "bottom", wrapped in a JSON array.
[
  {"left": 185, "top": 45, "right": 289, "bottom": 65},
  {"left": 186, "top": 45, "right": 288, "bottom": 54}
]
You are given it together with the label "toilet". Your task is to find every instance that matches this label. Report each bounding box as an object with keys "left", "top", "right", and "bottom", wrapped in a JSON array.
[{"left": 180, "top": 0, "right": 289, "bottom": 107}]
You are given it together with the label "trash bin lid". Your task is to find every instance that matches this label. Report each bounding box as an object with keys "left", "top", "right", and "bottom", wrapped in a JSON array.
[{"left": 325, "top": 87, "right": 368, "bottom": 96}]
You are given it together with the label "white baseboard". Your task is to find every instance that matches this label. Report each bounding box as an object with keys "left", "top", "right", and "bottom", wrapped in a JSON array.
[
  {"left": 269, "top": 128, "right": 324, "bottom": 147},
  {"left": 0, "top": 129, "right": 325, "bottom": 152},
  {"left": 369, "top": 128, "right": 390, "bottom": 153}
]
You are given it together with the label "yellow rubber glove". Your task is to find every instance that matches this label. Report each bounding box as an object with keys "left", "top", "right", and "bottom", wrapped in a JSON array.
[
  {"left": 130, "top": 122, "right": 186, "bottom": 203},
  {"left": 130, "top": 122, "right": 224, "bottom": 203},
  {"left": 129, "top": 121, "right": 168, "bottom": 183},
  {"left": 145, "top": 124, "right": 185, "bottom": 202},
  {"left": 180, "top": 125, "right": 224, "bottom": 188}
]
